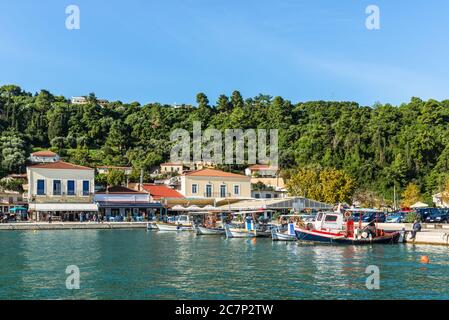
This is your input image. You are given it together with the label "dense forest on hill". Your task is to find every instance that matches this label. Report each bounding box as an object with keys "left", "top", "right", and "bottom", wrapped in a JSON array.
[{"left": 1, "top": 84, "right": 449, "bottom": 204}]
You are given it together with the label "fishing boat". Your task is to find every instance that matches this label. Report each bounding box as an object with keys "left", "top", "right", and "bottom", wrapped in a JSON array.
[
  {"left": 197, "top": 226, "right": 226, "bottom": 235},
  {"left": 271, "top": 223, "right": 297, "bottom": 241},
  {"left": 155, "top": 214, "right": 194, "bottom": 231},
  {"left": 225, "top": 224, "right": 256, "bottom": 238},
  {"left": 194, "top": 211, "right": 227, "bottom": 235},
  {"left": 225, "top": 211, "right": 274, "bottom": 238},
  {"left": 294, "top": 210, "right": 401, "bottom": 245}
]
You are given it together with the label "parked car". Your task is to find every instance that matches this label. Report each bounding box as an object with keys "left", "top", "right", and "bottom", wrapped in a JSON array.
[
  {"left": 425, "top": 209, "right": 449, "bottom": 223},
  {"left": 350, "top": 211, "right": 386, "bottom": 223},
  {"left": 386, "top": 211, "right": 406, "bottom": 223},
  {"left": 362, "top": 212, "right": 386, "bottom": 223},
  {"left": 414, "top": 208, "right": 433, "bottom": 221}
]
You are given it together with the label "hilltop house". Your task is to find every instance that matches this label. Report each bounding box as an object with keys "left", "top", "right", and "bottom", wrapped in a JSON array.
[
  {"left": 30, "top": 150, "right": 60, "bottom": 163},
  {"left": 26, "top": 161, "right": 97, "bottom": 221},
  {"left": 245, "top": 164, "right": 278, "bottom": 177},
  {"left": 97, "top": 165, "right": 133, "bottom": 175},
  {"left": 160, "top": 162, "right": 184, "bottom": 175}
]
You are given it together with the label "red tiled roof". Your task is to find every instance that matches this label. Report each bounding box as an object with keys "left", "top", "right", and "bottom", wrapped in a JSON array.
[
  {"left": 97, "top": 166, "right": 132, "bottom": 170},
  {"left": 96, "top": 186, "right": 148, "bottom": 194},
  {"left": 183, "top": 168, "right": 248, "bottom": 178},
  {"left": 248, "top": 164, "right": 278, "bottom": 170},
  {"left": 141, "top": 184, "right": 183, "bottom": 199},
  {"left": 27, "top": 161, "right": 92, "bottom": 170},
  {"left": 31, "top": 150, "right": 57, "bottom": 157}
]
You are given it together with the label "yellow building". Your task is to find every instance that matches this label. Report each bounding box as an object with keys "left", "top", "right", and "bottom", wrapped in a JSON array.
[{"left": 179, "top": 168, "right": 251, "bottom": 199}]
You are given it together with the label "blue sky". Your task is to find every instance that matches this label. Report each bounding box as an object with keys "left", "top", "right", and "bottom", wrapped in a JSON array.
[{"left": 1, "top": 0, "right": 448, "bottom": 106}]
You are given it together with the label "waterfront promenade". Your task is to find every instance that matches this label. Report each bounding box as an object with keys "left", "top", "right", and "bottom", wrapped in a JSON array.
[{"left": 0, "top": 221, "right": 147, "bottom": 231}]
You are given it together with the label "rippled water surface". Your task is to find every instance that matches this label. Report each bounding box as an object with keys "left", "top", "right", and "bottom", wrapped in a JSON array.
[{"left": 0, "top": 229, "right": 448, "bottom": 299}]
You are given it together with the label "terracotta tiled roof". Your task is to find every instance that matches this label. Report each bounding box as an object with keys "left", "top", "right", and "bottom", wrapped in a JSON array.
[
  {"left": 248, "top": 164, "right": 278, "bottom": 170},
  {"left": 27, "top": 161, "right": 92, "bottom": 170},
  {"left": 31, "top": 150, "right": 57, "bottom": 157},
  {"left": 183, "top": 168, "right": 248, "bottom": 178},
  {"left": 97, "top": 166, "right": 132, "bottom": 170},
  {"left": 141, "top": 184, "right": 184, "bottom": 199},
  {"left": 96, "top": 186, "right": 148, "bottom": 194}
]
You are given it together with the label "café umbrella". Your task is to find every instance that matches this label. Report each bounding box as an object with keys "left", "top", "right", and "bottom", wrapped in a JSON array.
[
  {"left": 410, "top": 202, "right": 429, "bottom": 209},
  {"left": 9, "top": 206, "right": 27, "bottom": 213}
]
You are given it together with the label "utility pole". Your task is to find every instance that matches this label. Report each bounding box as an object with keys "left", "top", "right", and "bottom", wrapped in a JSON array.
[{"left": 139, "top": 168, "right": 144, "bottom": 191}]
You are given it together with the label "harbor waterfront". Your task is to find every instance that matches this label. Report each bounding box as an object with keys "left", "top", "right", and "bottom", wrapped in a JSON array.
[
  {"left": 1, "top": 229, "right": 449, "bottom": 300},
  {"left": 2, "top": 222, "right": 449, "bottom": 245}
]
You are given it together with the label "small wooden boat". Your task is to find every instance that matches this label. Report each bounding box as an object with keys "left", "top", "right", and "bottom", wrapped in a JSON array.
[
  {"left": 224, "top": 210, "right": 276, "bottom": 238},
  {"left": 155, "top": 215, "right": 194, "bottom": 231},
  {"left": 225, "top": 224, "right": 256, "bottom": 238},
  {"left": 271, "top": 223, "right": 297, "bottom": 241},
  {"left": 195, "top": 211, "right": 228, "bottom": 235},
  {"left": 156, "top": 223, "right": 193, "bottom": 231},
  {"left": 196, "top": 226, "right": 225, "bottom": 235}
]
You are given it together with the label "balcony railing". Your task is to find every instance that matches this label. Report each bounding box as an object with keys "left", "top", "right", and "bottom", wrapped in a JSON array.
[
  {"left": 30, "top": 193, "right": 94, "bottom": 203},
  {"left": 202, "top": 192, "right": 232, "bottom": 198}
]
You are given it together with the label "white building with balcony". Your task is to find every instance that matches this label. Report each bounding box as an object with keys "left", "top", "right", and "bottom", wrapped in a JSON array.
[{"left": 27, "top": 161, "right": 97, "bottom": 221}]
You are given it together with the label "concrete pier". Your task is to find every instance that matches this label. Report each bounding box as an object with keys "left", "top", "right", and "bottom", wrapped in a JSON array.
[
  {"left": 0, "top": 221, "right": 148, "bottom": 231},
  {"left": 372, "top": 223, "right": 449, "bottom": 246}
]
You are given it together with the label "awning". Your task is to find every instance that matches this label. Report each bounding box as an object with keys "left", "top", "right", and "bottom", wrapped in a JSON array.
[
  {"left": 9, "top": 206, "right": 28, "bottom": 213},
  {"left": 29, "top": 203, "right": 99, "bottom": 212},
  {"left": 96, "top": 202, "right": 163, "bottom": 209}
]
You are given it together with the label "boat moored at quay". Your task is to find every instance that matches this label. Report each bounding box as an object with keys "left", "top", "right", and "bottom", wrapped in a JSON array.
[
  {"left": 271, "top": 223, "right": 297, "bottom": 241},
  {"left": 224, "top": 211, "right": 275, "bottom": 238},
  {"left": 155, "top": 215, "right": 195, "bottom": 231},
  {"left": 195, "top": 212, "right": 227, "bottom": 235},
  {"left": 294, "top": 210, "right": 402, "bottom": 245}
]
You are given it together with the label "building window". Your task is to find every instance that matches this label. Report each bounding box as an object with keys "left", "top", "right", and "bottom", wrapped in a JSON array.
[
  {"left": 265, "top": 194, "right": 272, "bottom": 199},
  {"left": 37, "top": 179, "right": 45, "bottom": 195},
  {"left": 233, "top": 185, "right": 240, "bottom": 196},
  {"left": 255, "top": 193, "right": 260, "bottom": 199},
  {"left": 205, "top": 184, "right": 212, "bottom": 198},
  {"left": 220, "top": 185, "right": 226, "bottom": 198},
  {"left": 67, "top": 180, "right": 75, "bottom": 196},
  {"left": 82, "top": 181, "right": 90, "bottom": 196},
  {"left": 192, "top": 184, "right": 198, "bottom": 194},
  {"left": 53, "top": 180, "right": 62, "bottom": 195}
]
